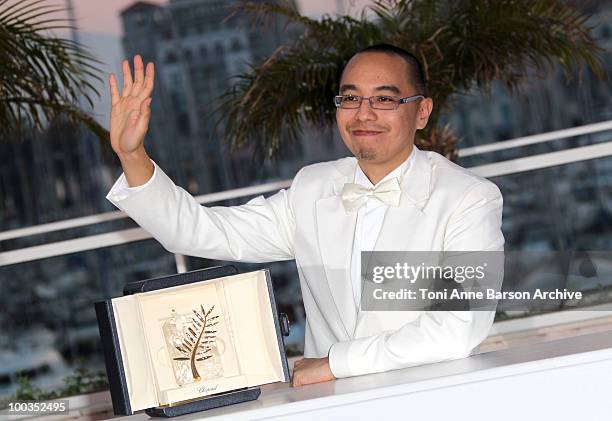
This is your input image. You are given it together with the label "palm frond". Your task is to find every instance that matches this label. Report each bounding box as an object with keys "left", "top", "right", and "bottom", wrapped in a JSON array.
[
  {"left": 0, "top": 0, "right": 107, "bottom": 142},
  {"left": 218, "top": 0, "right": 603, "bottom": 157}
]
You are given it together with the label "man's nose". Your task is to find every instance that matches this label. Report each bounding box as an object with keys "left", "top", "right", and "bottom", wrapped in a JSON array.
[{"left": 354, "top": 98, "right": 377, "bottom": 121}]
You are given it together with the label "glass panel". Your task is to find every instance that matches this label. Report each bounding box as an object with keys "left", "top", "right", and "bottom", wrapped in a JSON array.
[{"left": 491, "top": 155, "right": 612, "bottom": 318}]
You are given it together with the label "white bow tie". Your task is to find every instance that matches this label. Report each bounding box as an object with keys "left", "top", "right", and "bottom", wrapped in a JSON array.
[{"left": 341, "top": 177, "right": 402, "bottom": 213}]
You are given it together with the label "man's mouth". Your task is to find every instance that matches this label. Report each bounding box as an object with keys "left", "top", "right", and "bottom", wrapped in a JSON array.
[{"left": 351, "top": 130, "right": 383, "bottom": 136}]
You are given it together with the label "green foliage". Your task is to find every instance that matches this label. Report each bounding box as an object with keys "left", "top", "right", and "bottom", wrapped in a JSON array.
[
  {"left": 0, "top": 0, "right": 108, "bottom": 141},
  {"left": 14, "top": 374, "right": 41, "bottom": 401},
  {"left": 60, "top": 366, "right": 108, "bottom": 397},
  {"left": 219, "top": 0, "right": 603, "bottom": 158}
]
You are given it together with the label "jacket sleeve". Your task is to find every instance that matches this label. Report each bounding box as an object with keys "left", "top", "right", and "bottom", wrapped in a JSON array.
[
  {"left": 328, "top": 180, "right": 504, "bottom": 378},
  {"left": 106, "top": 160, "right": 297, "bottom": 263}
]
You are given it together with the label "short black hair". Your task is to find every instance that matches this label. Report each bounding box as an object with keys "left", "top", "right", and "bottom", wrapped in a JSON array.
[{"left": 350, "top": 43, "right": 427, "bottom": 96}]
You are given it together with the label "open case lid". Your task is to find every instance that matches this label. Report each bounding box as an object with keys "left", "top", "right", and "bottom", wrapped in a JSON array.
[{"left": 95, "top": 266, "right": 290, "bottom": 415}]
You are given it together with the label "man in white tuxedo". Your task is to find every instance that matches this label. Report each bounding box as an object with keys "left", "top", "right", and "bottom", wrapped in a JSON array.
[{"left": 106, "top": 44, "right": 504, "bottom": 387}]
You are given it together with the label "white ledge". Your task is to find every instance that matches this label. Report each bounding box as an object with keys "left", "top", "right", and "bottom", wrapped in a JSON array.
[{"left": 112, "top": 330, "right": 612, "bottom": 420}]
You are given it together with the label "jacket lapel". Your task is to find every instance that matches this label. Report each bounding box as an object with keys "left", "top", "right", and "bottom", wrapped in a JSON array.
[
  {"left": 315, "top": 159, "right": 358, "bottom": 339},
  {"left": 374, "top": 146, "right": 432, "bottom": 252}
]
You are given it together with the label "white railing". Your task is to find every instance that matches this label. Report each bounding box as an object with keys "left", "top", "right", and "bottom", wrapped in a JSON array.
[
  {"left": 1, "top": 120, "right": 612, "bottom": 269},
  {"left": 458, "top": 120, "right": 612, "bottom": 157}
]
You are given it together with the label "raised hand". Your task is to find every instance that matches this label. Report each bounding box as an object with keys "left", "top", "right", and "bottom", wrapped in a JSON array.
[{"left": 109, "top": 55, "right": 155, "bottom": 157}]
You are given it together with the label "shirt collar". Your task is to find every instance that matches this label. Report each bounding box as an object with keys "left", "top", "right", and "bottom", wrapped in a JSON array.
[{"left": 354, "top": 147, "right": 416, "bottom": 189}]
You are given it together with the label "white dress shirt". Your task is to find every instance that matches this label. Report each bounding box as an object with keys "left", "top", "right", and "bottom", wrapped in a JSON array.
[{"left": 349, "top": 149, "right": 415, "bottom": 309}]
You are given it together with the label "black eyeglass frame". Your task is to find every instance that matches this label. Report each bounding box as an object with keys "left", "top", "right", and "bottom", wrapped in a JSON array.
[{"left": 333, "top": 94, "right": 425, "bottom": 110}]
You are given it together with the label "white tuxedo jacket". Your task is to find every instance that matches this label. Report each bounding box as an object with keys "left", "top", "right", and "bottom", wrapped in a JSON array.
[{"left": 107, "top": 146, "right": 504, "bottom": 378}]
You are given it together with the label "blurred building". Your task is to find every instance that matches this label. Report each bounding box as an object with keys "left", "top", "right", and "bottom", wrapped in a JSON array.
[
  {"left": 119, "top": 0, "right": 346, "bottom": 194},
  {"left": 0, "top": 123, "right": 106, "bottom": 231}
]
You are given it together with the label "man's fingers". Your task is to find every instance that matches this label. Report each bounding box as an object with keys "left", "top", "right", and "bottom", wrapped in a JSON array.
[
  {"left": 291, "top": 372, "right": 300, "bottom": 387},
  {"left": 121, "top": 59, "right": 133, "bottom": 97},
  {"left": 109, "top": 73, "right": 120, "bottom": 107},
  {"left": 132, "top": 55, "right": 144, "bottom": 95},
  {"left": 139, "top": 62, "right": 155, "bottom": 99}
]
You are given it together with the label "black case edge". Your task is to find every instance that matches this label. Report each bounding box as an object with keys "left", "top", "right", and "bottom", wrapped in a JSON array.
[
  {"left": 94, "top": 300, "right": 132, "bottom": 415},
  {"left": 144, "top": 387, "right": 261, "bottom": 418},
  {"left": 123, "top": 265, "right": 238, "bottom": 295},
  {"left": 263, "top": 269, "right": 291, "bottom": 383}
]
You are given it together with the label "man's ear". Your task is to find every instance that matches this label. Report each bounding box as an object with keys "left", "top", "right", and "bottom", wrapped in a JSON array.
[{"left": 415, "top": 97, "right": 434, "bottom": 130}]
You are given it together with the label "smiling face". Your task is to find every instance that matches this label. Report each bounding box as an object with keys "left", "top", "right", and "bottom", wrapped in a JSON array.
[{"left": 336, "top": 52, "right": 433, "bottom": 183}]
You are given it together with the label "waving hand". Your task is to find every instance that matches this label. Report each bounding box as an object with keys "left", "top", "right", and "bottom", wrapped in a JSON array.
[
  {"left": 108, "top": 55, "right": 156, "bottom": 186},
  {"left": 109, "top": 55, "right": 154, "bottom": 157}
]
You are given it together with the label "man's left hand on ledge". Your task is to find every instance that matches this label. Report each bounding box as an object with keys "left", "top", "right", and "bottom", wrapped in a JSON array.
[{"left": 291, "top": 357, "right": 336, "bottom": 387}]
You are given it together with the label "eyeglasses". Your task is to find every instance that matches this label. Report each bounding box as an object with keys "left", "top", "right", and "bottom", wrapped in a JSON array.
[{"left": 334, "top": 94, "right": 425, "bottom": 110}]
